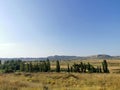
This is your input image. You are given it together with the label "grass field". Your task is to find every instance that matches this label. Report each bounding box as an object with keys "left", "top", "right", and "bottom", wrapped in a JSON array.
[{"left": 0, "top": 59, "right": 120, "bottom": 90}]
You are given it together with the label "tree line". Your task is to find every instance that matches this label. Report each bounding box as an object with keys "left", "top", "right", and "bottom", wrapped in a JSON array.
[
  {"left": 69, "top": 60, "right": 109, "bottom": 73},
  {"left": 0, "top": 59, "right": 109, "bottom": 73}
]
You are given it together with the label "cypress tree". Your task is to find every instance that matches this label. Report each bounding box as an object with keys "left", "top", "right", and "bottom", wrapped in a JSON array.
[
  {"left": 32, "top": 64, "right": 35, "bottom": 72},
  {"left": 41, "top": 62, "right": 44, "bottom": 72},
  {"left": 96, "top": 66, "right": 99, "bottom": 73},
  {"left": 38, "top": 63, "right": 42, "bottom": 72},
  {"left": 4, "top": 66, "right": 9, "bottom": 73},
  {"left": 36, "top": 62, "right": 39, "bottom": 72},
  {"left": 56, "top": 60, "right": 60, "bottom": 72},
  {"left": 29, "top": 62, "right": 33, "bottom": 72},
  {"left": 80, "top": 62, "right": 84, "bottom": 72},
  {"left": 102, "top": 60, "right": 109, "bottom": 73},
  {"left": 70, "top": 66, "right": 73, "bottom": 72},
  {"left": 83, "top": 63, "right": 86, "bottom": 73},
  {"left": 43, "top": 61, "right": 47, "bottom": 72},
  {"left": 72, "top": 63, "right": 79, "bottom": 72},
  {"left": 34, "top": 62, "right": 39, "bottom": 72},
  {"left": 20, "top": 62, "right": 25, "bottom": 72},
  {"left": 25, "top": 63, "right": 29, "bottom": 72},
  {"left": 67, "top": 64, "right": 70, "bottom": 72},
  {"left": 0, "top": 60, "right": 1, "bottom": 64},
  {"left": 46, "top": 58, "right": 51, "bottom": 71}
]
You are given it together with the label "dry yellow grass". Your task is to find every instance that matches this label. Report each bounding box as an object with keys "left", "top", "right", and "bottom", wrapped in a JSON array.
[
  {"left": 0, "top": 73, "right": 120, "bottom": 90},
  {"left": 0, "top": 59, "right": 120, "bottom": 90}
]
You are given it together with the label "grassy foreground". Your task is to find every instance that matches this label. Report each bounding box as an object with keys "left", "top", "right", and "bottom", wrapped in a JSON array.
[
  {"left": 0, "top": 59, "right": 120, "bottom": 90},
  {"left": 0, "top": 72, "right": 120, "bottom": 90}
]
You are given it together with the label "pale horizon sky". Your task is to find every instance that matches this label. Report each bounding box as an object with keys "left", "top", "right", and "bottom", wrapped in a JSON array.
[{"left": 0, "top": 0, "right": 120, "bottom": 57}]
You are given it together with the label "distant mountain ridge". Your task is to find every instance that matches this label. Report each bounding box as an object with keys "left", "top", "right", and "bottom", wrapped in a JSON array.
[
  {"left": 0, "top": 54, "right": 120, "bottom": 61},
  {"left": 47, "top": 54, "right": 116, "bottom": 60},
  {"left": 86, "top": 54, "right": 112, "bottom": 59},
  {"left": 47, "top": 55, "right": 79, "bottom": 60}
]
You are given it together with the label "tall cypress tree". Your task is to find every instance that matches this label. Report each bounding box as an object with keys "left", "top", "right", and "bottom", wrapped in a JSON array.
[
  {"left": 38, "top": 63, "right": 41, "bottom": 72},
  {"left": 34, "top": 62, "right": 39, "bottom": 72},
  {"left": 102, "top": 60, "right": 109, "bottom": 73},
  {"left": 96, "top": 66, "right": 99, "bottom": 73},
  {"left": 67, "top": 64, "right": 70, "bottom": 72},
  {"left": 20, "top": 62, "right": 25, "bottom": 72},
  {"left": 0, "top": 60, "right": 1, "bottom": 65},
  {"left": 72, "top": 63, "right": 80, "bottom": 72},
  {"left": 80, "top": 62, "right": 84, "bottom": 72},
  {"left": 70, "top": 66, "right": 73, "bottom": 72},
  {"left": 46, "top": 58, "right": 51, "bottom": 71},
  {"left": 56, "top": 60, "right": 60, "bottom": 72},
  {"left": 25, "top": 63, "right": 29, "bottom": 72},
  {"left": 43, "top": 61, "right": 47, "bottom": 72},
  {"left": 29, "top": 62, "right": 33, "bottom": 72},
  {"left": 83, "top": 63, "right": 86, "bottom": 73},
  {"left": 41, "top": 62, "right": 44, "bottom": 72}
]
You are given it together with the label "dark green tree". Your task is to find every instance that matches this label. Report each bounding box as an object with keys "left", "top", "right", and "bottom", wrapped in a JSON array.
[
  {"left": 34, "top": 62, "right": 39, "bottom": 72},
  {"left": 38, "top": 63, "right": 42, "bottom": 72},
  {"left": 0, "top": 60, "right": 1, "bottom": 64},
  {"left": 29, "top": 62, "right": 33, "bottom": 72},
  {"left": 83, "top": 63, "right": 86, "bottom": 73},
  {"left": 102, "top": 60, "right": 109, "bottom": 73},
  {"left": 46, "top": 58, "right": 51, "bottom": 71},
  {"left": 86, "top": 63, "right": 96, "bottom": 73},
  {"left": 56, "top": 60, "right": 60, "bottom": 72},
  {"left": 70, "top": 66, "right": 73, "bottom": 72},
  {"left": 43, "top": 61, "right": 47, "bottom": 72},
  {"left": 40, "top": 62, "right": 44, "bottom": 72},
  {"left": 20, "top": 62, "right": 25, "bottom": 72},
  {"left": 25, "top": 63, "right": 29, "bottom": 72},
  {"left": 80, "top": 62, "right": 84, "bottom": 72},
  {"left": 96, "top": 66, "right": 99, "bottom": 73},
  {"left": 72, "top": 64, "right": 80, "bottom": 72},
  {"left": 67, "top": 64, "right": 70, "bottom": 72}
]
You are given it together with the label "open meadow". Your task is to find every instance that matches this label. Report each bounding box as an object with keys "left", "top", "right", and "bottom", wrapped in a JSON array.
[
  {"left": 0, "top": 59, "right": 120, "bottom": 90},
  {"left": 1, "top": 0, "right": 120, "bottom": 90}
]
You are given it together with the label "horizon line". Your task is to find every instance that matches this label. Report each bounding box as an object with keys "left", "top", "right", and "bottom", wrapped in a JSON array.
[{"left": 0, "top": 54, "right": 119, "bottom": 58}]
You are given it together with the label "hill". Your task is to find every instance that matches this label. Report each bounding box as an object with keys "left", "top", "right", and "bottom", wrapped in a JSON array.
[{"left": 0, "top": 54, "right": 120, "bottom": 61}]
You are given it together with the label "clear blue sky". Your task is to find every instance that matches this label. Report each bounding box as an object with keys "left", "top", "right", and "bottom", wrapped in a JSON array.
[{"left": 0, "top": 0, "right": 120, "bottom": 57}]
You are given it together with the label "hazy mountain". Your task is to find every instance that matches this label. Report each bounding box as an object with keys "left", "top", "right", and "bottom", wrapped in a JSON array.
[
  {"left": 86, "top": 54, "right": 113, "bottom": 59},
  {"left": 47, "top": 55, "right": 79, "bottom": 60},
  {"left": 0, "top": 54, "right": 120, "bottom": 61},
  {"left": 47, "top": 54, "right": 116, "bottom": 60}
]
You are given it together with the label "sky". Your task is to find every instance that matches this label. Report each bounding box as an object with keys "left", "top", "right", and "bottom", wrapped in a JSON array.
[{"left": 0, "top": 0, "right": 120, "bottom": 57}]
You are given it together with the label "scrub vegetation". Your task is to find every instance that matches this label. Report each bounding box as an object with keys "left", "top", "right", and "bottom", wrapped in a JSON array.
[{"left": 0, "top": 59, "right": 120, "bottom": 90}]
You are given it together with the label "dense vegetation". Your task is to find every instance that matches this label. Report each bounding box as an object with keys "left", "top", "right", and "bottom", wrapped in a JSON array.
[{"left": 0, "top": 59, "right": 109, "bottom": 73}]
